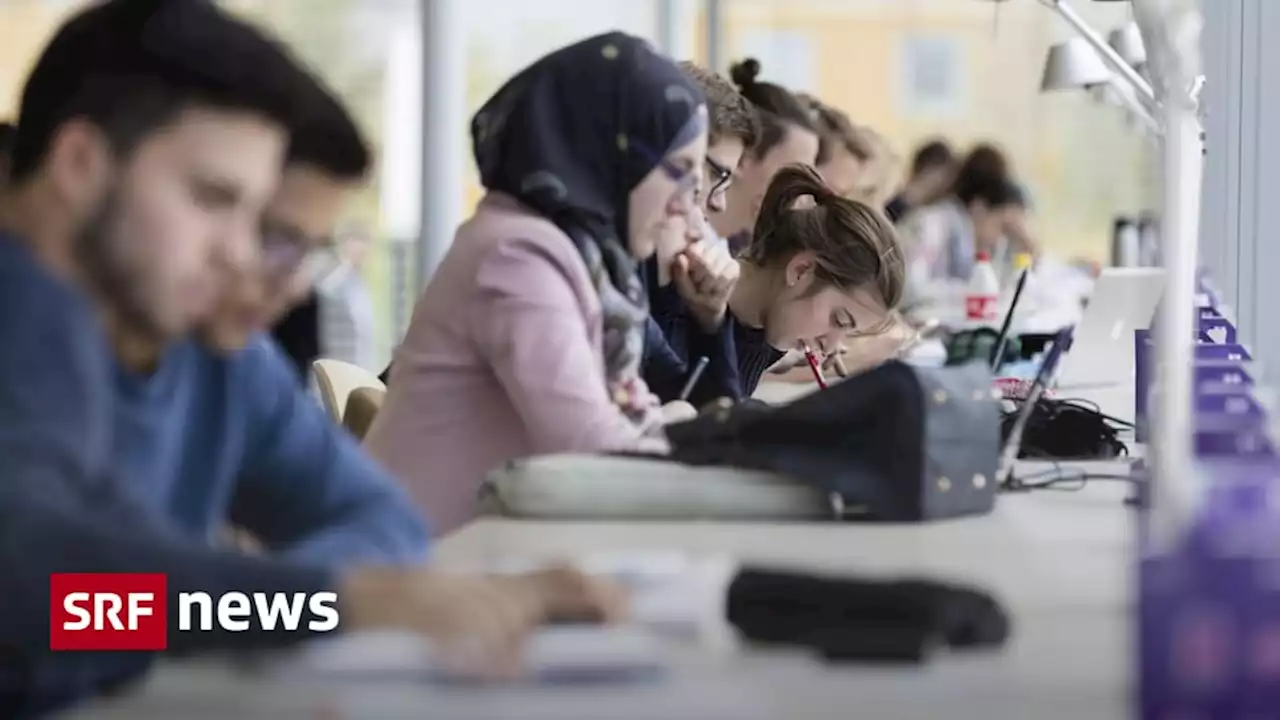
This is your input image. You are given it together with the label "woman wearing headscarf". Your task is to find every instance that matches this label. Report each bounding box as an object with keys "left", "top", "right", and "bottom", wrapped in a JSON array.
[{"left": 364, "top": 33, "right": 708, "bottom": 534}]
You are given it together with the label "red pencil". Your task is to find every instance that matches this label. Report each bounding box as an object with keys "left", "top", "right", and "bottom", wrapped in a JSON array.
[{"left": 803, "top": 345, "right": 828, "bottom": 390}]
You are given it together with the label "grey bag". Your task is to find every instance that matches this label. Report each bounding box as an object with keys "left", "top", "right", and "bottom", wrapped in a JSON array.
[{"left": 664, "top": 360, "right": 1002, "bottom": 522}]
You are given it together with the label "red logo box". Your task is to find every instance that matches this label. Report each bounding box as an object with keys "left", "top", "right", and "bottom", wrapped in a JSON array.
[{"left": 50, "top": 573, "right": 168, "bottom": 651}]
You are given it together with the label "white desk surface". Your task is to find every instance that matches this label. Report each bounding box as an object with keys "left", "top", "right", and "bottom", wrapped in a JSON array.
[{"left": 69, "top": 459, "right": 1138, "bottom": 720}]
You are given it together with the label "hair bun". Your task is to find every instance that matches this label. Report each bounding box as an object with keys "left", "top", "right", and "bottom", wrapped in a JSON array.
[{"left": 729, "top": 58, "right": 761, "bottom": 90}]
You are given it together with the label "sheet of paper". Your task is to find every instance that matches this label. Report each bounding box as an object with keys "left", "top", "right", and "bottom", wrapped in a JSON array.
[
  {"left": 469, "top": 552, "right": 737, "bottom": 637},
  {"left": 267, "top": 626, "right": 671, "bottom": 686}
]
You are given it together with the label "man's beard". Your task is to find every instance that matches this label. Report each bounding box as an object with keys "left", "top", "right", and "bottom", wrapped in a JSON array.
[{"left": 72, "top": 192, "right": 168, "bottom": 344}]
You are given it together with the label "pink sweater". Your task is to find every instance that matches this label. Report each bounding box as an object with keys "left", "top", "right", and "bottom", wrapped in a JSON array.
[{"left": 363, "top": 193, "right": 665, "bottom": 535}]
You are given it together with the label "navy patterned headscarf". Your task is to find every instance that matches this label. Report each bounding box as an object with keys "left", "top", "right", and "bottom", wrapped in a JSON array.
[{"left": 471, "top": 32, "right": 705, "bottom": 416}]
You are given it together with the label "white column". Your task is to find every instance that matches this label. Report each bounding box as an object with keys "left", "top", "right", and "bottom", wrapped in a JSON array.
[
  {"left": 380, "top": 15, "right": 422, "bottom": 342},
  {"left": 656, "top": 0, "right": 679, "bottom": 55},
  {"left": 382, "top": 21, "right": 422, "bottom": 244},
  {"left": 705, "top": 0, "right": 726, "bottom": 72},
  {"left": 417, "top": 0, "right": 469, "bottom": 292},
  {"left": 656, "top": 0, "right": 699, "bottom": 60}
]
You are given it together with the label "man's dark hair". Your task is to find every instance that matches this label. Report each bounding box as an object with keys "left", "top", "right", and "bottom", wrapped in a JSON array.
[
  {"left": 677, "top": 61, "right": 760, "bottom": 150},
  {"left": 950, "top": 143, "right": 1012, "bottom": 204},
  {"left": 8, "top": 0, "right": 316, "bottom": 183},
  {"left": 728, "top": 58, "right": 816, "bottom": 160},
  {"left": 956, "top": 177, "right": 1024, "bottom": 210},
  {"left": 909, "top": 139, "right": 955, "bottom": 176},
  {"left": 287, "top": 87, "right": 371, "bottom": 181},
  {"left": 0, "top": 121, "right": 15, "bottom": 158}
]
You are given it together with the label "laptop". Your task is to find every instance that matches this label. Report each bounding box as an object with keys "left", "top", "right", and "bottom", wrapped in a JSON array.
[
  {"left": 1056, "top": 268, "right": 1164, "bottom": 389},
  {"left": 997, "top": 327, "right": 1075, "bottom": 486}
]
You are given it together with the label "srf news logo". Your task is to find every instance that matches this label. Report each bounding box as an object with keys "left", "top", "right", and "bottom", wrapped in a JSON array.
[{"left": 50, "top": 573, "right": 339, "bottom": 651}]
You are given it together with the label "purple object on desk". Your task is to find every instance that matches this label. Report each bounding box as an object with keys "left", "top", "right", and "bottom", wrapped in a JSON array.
[
  {"left": 1196, "top": 392, "right": 1266, "bottom": 418},
  {"left": 1194, "top": 415, "right": 1274, "bottom": 458},
  {"left": 1140, "top": 460, "right": 1280, "bottom": 718},
  {"left": 1197, "top": 343, "right": 1252, "bottom": 361},
  {"left": 1197, "top": 314, "right": 1237, "bottom": 344},
  {"left": 1135, "top": 331, "right": 1262, "bottom": 442},
  {"left": 1136, "top": 330, "right": 1152, "bottom": 443},
  {"left": 1195, "top": 361, "right": 1255, "bottom": 388}
]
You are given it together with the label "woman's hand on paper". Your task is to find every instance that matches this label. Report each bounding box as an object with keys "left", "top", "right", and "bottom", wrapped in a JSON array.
[{"left": 338, "top": 565, "right": 628, "bottom": 679}]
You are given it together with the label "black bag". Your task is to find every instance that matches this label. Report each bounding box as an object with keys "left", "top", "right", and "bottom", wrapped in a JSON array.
[{"left": 665, "top": 360, "right": 1001, "bottom": 522}]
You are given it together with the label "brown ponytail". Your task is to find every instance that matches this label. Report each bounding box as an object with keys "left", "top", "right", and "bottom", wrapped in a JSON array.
[{"left": 744, "top": 164, "right": 904, "bottom": 311}]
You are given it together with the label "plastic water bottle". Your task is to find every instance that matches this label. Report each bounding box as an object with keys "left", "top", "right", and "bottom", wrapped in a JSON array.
[{"left": 965, "top": 251, "right": 1000, "bottom": 325}]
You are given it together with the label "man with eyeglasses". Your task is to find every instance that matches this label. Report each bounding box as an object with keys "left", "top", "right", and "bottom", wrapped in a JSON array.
[
  {"left": 111, "top": 79, "right": 428, "bottom": 565},
  {"left": 640, "top": 62, "right": 761, "bottom": 408}
]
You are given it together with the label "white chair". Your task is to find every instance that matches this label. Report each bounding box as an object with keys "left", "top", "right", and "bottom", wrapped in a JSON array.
[
  {"left": 342, "top": 387, "right": 385, "bottom": 441},
  {"left": 312, "top": 359, "right": 385, "bottom": 425}
]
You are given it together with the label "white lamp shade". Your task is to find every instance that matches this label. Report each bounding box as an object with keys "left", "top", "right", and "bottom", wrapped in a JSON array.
[
  {"left": 1040, "top": 37, "right": 1113, "bottom": 92},
  {"left": 1108, "top": 22, "right": 1148, "bottom": 67}
]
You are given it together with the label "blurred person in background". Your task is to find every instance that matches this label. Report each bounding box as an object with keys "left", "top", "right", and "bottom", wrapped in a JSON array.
[
  {"left": 0, "top": 2, "right": 622, "bottom": 714},
  {"left": 849, "top": 126, "right": 904, "bottom": 210},
  {"left": 901, "top": 159, "right": 1029, "bottom": 285},
  {"left": 960, "top": 144, "right": 1039, "bottom": 261},
  {"left": 898, "top": 145, "right": 1031, "bottom": 284},
  {"left": 802, "top": 95, "right": 875, "bottom": 201},
  {"left": 365, "top": 33, "right": 708, "bottom": 535},
  {"left": 317, "top": 226, "right": 379, "bottom": 371},
  {"left": 0, "top": 120, "right": 14, "bottom": 180},
  {"left": 111, "top": 81, "right": 428, "bottom": 572},
  {"left": 714, "top": 58, "right": 820, "bottom": 254},
  {"left": 885, "top": 139, "right": 957, "bottom": 223},
  {"left": 642, "top": 60, "right": 759, "bottom": 408}
]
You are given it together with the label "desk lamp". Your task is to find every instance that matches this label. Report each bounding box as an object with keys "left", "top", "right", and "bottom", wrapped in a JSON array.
[{"left": 1040, "top": 36, "right": 1159, "bottom": 134}]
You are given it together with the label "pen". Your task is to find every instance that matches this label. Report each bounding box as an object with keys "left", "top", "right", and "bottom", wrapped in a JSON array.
[
  {"left": 803, "top": 344, "right": 828, "bottom": 390},
  {"left": 678, "top": 356, "right": 710, "bottom": 401}
]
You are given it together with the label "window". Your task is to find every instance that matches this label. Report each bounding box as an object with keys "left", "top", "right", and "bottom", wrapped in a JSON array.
[{"left": 900, "top": 35, "right": 965, "bottom": 117}]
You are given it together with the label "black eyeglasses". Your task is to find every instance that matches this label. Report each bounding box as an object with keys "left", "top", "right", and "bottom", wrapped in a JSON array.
[
  {"left": 705, "top": 156, "right": 733, "bottom": 197},
  {"left": 261, "top": 222, "right": 343, "bottom": 284}
]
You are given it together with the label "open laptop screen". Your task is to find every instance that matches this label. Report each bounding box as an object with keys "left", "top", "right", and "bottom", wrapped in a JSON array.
[{"left": 996, "top": 327, "right": 1075, "bottom": 484}]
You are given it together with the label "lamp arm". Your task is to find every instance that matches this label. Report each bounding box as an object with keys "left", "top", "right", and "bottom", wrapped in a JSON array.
[
  {"left": 1050, "top": 0, "right": 1159, "bottom": 110},
  {"left": 1105, "top": 79, "right": 1163, "bottom": 140}
]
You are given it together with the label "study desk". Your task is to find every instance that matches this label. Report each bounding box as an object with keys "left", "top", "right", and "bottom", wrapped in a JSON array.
[{"left": 67, "top": 467, "right": 1138, "bottom": 720}]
